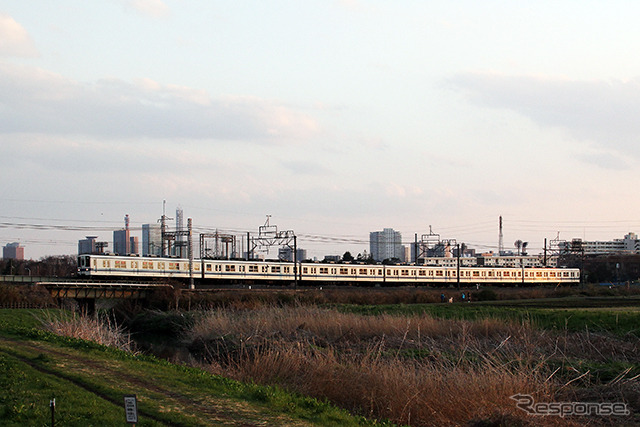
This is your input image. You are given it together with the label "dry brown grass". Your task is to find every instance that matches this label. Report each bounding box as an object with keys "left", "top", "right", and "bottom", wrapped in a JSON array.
[
  {"left": 184, "top": 306, "right": 622, "bottom": 426},
  {"left": 40, "top": 312, "right": 138, "bottom": 354}
]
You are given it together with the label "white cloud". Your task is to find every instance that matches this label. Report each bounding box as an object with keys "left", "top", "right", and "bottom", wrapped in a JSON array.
[
  {"left": 449, "top": 72, "right": 640, "bottom": 158},
  {"left": 0, "top": 13, "right": 38, "bottom": 57},
  {"left": 0, "top": 62, "right": 319, "bottom": 142}
]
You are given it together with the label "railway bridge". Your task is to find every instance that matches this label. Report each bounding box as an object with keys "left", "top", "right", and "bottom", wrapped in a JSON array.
[{"left": 38, "top": 281, "right": 171, "bottom": 313}]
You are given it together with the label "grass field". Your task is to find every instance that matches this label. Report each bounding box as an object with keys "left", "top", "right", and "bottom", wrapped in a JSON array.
[
  {"left": 3, "top": 290, "right": 640, "bottom": 426},
  {"left": 0, "top": 309, "right": 385, "bottom": 426}
]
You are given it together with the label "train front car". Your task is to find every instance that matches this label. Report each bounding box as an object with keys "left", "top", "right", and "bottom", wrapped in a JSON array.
[
  {"left": 76, "top": 254, "right": 200, "bottom": 281},
  {"left": 77, "top": 254, "right": 93, "bottom": 276}
]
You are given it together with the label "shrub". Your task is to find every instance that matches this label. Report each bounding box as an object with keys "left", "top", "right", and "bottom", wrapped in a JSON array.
[{"left": 474, "top": 289, "right": 498, "bottom": 301}]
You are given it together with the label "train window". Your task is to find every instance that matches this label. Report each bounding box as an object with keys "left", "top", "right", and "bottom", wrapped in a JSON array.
[
  {"left": 360, "top": 269, "right": 368, "bottom": 275},
  {"left": 472, "top": 271, "right": 479, "bottom": 277},
  {"left": 302, "top": 267, "right": 308, "bottom": 274},
  {"left": 249, "top": 265, "right": 258, "bottom": 273},
  {"left": 544, "top": 272, "right": 548, "bottom": 277},
  {"left": 378, "top": 269, "right": 383, "bottom": 275},
  {"left": 271, "top": 266, "right": 280, "bottom": 273},
  {"left": 158, "top": 262, "right": 165, "bottom": 269},
  {"left": 206, "top": 264, "right": 212, "bottom": 272},
  {"left": 563, "top": 272, "right": 569, "bottom": 277},
  {"left": 550, "top": 272, "right": 555, "bottom": 277},
  {"left": 331, "top": 268, "right": 337, "bottom": 274},
  {"left": 319, "top": 267, "right": 328, "bottom": 274},
  {"left": 169, "top": 262, "right": 179, "bottom": 270},
  {"left": 226, "top": 265, "right": 236, "bottom": 272},
  {"left": 351, "top": 269, "right": 356, "bottom": 274},
  {"left": 436, "top": 271, "right": 444, "bottom": 277},
  {"left": 132, "top": 261, "right": 138, "bottom": 269},
  {"left": 419, "top": 270, "right": 426, "bottom": 276},
  {"left": 536, "top": 272, "right": 542, "bottom": 277},
  {"left": 340, "top": 268, "right": 348, "bottom": 275},
  {"left": 429, "top": 271, "right": 434, "bottom": 276},
  {"left": 284, "top": 267, "right": 290, "bottom": 273},
  {"left": 488, "top": 271, "right": 493, "bottom": 277},
  {"left": 194, "top": 264, "right": 200, "bottom": 271},
  {"left": 401, "top": 270, "right": 408, "bottom": 276}
]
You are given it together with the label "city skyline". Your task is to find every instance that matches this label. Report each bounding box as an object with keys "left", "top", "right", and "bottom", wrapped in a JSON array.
[{"left": 3, "top": 2, "right": 640, "bottom": 259}]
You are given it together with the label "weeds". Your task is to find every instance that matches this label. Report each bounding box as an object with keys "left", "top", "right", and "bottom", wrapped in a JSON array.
[
  {"left": 38, "top": 312, "right": 138, "bottom": 354},
  {"left": 178, "top": 306, "right": 640, "bottom": 426}
]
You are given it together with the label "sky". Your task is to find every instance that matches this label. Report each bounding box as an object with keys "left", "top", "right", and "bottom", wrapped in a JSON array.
[{"left": 2, "top": 1, "right": 640, "bottom": 260}]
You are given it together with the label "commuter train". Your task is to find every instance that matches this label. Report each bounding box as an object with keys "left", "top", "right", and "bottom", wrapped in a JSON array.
[{"left": 77, "top": 254, "right": 580, "bottom": 286}]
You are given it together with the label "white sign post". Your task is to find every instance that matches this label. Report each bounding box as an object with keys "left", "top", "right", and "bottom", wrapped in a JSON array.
[{"left": 124, "top": 394, "right": 138, "bottom": 425}]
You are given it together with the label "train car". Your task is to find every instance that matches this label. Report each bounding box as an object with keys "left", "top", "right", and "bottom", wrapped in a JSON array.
[
  {"left": 78, "top": 254, "right": 580, "bottom": 286},
  {"left": 77, "top": 254, "right": 199, "bottom": 279}
]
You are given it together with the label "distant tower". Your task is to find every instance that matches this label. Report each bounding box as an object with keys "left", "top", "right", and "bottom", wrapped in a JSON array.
[
  {"left": 498, "top": 216, "right": 504, "bottom": 255},
  {"left": 113, "top": 214, "right": 131, "bottom": 255},
  {"left": 175, "top": 206, "right": 184, "bottom": 257}
]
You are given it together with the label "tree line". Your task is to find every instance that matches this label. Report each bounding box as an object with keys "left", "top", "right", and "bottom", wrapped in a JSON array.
[{"left": 0, "top": 255, "right": 77, "bottom": 277}]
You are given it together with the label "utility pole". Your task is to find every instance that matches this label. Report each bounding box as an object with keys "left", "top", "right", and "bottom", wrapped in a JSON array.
[
  {"left": 456, "top": 243, "right": 461, "bottom": 290},
  {"left": 498, "top": 216, "right": 504, "bottom": 255},
  {"left": 294, "top": 235, "right": 298, "bottom": 287},
  {"left": 188, "top": 218, "right": 194, "bottom": 290}
]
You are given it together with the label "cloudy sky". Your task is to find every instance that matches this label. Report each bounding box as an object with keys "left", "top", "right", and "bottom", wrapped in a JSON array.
[{"left": 3, "top": 1, "right": 640, "bottom": 260}]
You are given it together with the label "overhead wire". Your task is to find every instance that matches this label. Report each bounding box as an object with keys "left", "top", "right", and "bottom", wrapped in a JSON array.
[{"left": 1, "top": 215, "right": 638, "bottom": 255}]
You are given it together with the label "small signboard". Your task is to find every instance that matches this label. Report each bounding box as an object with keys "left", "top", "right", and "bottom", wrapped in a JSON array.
[{"left": 124, "top": 394, "right": 138, "bottom": 424}]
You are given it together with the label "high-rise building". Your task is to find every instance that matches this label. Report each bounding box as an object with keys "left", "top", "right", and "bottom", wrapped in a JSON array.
[
  {"left": 369, "top": 228, "right": 404, "bottom": 262},
  {"left": 142, "top": 223, "right": 162, "bottom": 256},
  {"left": 78, "top": 236, "right": 98, "bottom": 255},
  {"left": 3, "top": 242, "right": 24, "bottom": 260},
  {"left": 113, "top": 229, "right": 130, "bottom": 255},
  {"left": 78, "top": 236, "right": 108, "bottom": 254},
  {"left": 114, "top": 214, "right": 132, "bottom": 255},
  {"left": 130, "top": 236, "right": 139, "bottom": 255},
  {"left": 278, "top": 247, "right": 308, "bottom": 262}
]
